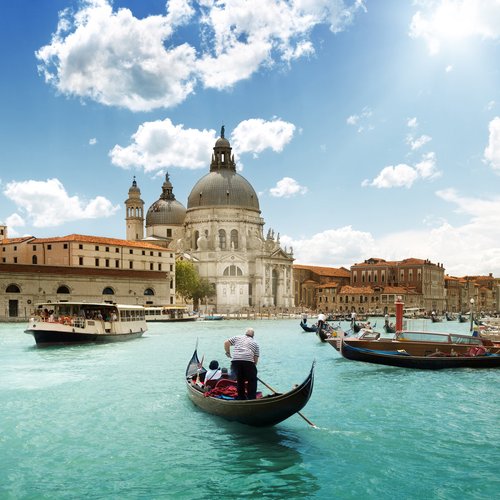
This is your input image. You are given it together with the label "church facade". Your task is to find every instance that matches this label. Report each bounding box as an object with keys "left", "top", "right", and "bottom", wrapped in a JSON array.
[{"left": 125, "top": 129, "right": 295, "bottom": 313}]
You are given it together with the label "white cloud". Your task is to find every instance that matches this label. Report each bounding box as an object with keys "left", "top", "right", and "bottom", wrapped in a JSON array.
[
  {"left": 89, "top": 137, "right": 97, "bottom": 145},
  {"left": 110, "top": 119, "right": 217, "bottom": 171},
  {"left": 282, "top": 189, "right": 500, "bottom": 275},
  {"left": 231, "top": 118, "right": 296, "bottom": 155},
  {"left": 269, "top": 177, "right": 307, "bottom": 198},
  {"left": 110, "top": 118, "right": 296, "bottom": 172},
  {"left": 6, "top": 213, "right": 25, "bottom": 229},
  {"left": 484, "top": 116, "right": 500, "bottom": 172},
  {"left": 346, "top": 106, "right": 373, "bottom": 132},
  {"left": 407, "top": 134, "right": 432, "bottom": 150},
  {"left": 281, "top": 226, "right": 376, "bottom": 268},
  {"left": 363, "top": 151, "right": 440, "bottom": 188},
  {"left": 410, "top": 0, "right": 500, "bottom": 54},
  {"left": 445, "top": 64, "right": 453, "bottom": 72},
  {"left": 36, "top": 0, "right": 366, "bottom": 112},
  {"left": 407, "top": 117, "right": 418, "bottom": 128},
  {"left": 363, "top": 163, "right": 419, "bottom": 189},
  {"left": 3, "top": 178, "right": 119, "bottom": 228}
]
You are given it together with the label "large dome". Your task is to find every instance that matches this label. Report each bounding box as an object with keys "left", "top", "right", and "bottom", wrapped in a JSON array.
[
  {"left": 146, "top": 173, "right": 186, "bottom": 226},
  {"left": 187, "top": 170, "right": 260, "bottom": 210},
  {"left": 187, "top": 131, "right": 260, "bottom": 211}
]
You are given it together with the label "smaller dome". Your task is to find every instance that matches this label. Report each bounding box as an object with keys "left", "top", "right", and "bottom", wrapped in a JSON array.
[
  {"left": 145, "top": 172, "right": 186, "bottom": 226},
  {"left": 128, "top": 176, "right": 140, "bottom": 193},
  {"left": 215, "top": 137, "right": 230, "bottom": 148},
  {"left": 146, "top": 199, "right": 186, "bottom": 226}
]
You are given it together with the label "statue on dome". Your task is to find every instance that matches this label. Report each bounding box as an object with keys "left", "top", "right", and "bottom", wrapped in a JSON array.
[{"left": 221, "top": 125, "right": 225, "bottom": 138}]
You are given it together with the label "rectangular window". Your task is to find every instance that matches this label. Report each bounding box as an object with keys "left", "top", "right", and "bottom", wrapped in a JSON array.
[
  {"left": 47, "top": 245, "right": 52, "bottom": 250},
  {"left": 158, "top": 263, "right": 162, "bottom": 271},
  {"left": 159, "top": 252, "right": 162, "bottom": 257},
  {"left": 95, "top": 246, "right": 99, "bottom": 251},
  {"left": 106, "top": 247, "right": 109, "bottom": 252},
  {"left": 150, "top": 263, "right": 154, "bottom": 270},
  {"left": 106, "top": 259, "right": 110, "bottom": 268},
  {"left": 14, "top": 246, "right": 17, "bottom": 251},
  {"left": 142, "top": 250, "right": 145, "bottom": 255},
  {"left": 2, "top": 258, "right": 5, "bottom": 263},
  {"left": 115, "top": 248, "right": 119, "bottom": 253},
  {"left": 14, "top": 257, "right": 17, "bottom": 263},
  {"left": 33, "top": 245, "right": 37, "bottom": 251},
  {"left": 170, "top": 264, "right": 173, "bottom": 272},
  {"left": 63, "top": 243, "right": 68, "bottom": 249},
  {"left": 129, "top": 249, "right": 133, "bottom": 254},
  {"left": 79, "top": 244, "right": 83, "bottom": 250},
  {"left": 150, "top": 251, "right": 153, "bottom": 256},
  {"left": 166, "top": 229, "right": 172, "bottom": 237},
  {"left": 129, "top": 261, "right": 133, "bottom": 269},
  {"left": 79, "top": 257, "right": 83, "bottom": 265},
  {"left": 115, "top": 260, "right": 119, "bottom": 268},
  {"left": 95, "top": 258, "right": 99, "bottom": 266}
]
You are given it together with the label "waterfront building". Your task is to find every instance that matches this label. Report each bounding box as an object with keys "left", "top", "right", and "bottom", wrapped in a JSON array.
[
  {"left": 0, "top": 229, "right": 175, "bottom": 321},
  {"left": 293, "top": 264, "right": 351, "bottom": 311},
  {"left": 127, "top": 129, "right": 294, "bottom": 313}
]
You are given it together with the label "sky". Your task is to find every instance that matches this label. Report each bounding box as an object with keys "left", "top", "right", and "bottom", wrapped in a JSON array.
[{"left": 1, "top": 0, "right": 500, "bottom": 277}]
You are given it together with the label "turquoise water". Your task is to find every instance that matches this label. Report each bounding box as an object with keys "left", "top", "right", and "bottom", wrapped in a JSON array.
[{"left": 1, "top": 319, "right": 499, "bottom": 499}]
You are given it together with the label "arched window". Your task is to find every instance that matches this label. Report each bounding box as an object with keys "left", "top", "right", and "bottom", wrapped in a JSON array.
[
  {"left": 102, "top": 287, "right": 115, "bottom": 295},
  {"left": 144, "top": 288, "right": 155, "bottom": 296},
  {"left": 219, "top": 229, "right": 227, "bottom": 250},
  {"left": 194, "top": 230, "right": 199, "bottom": 250},
  {"left": 230, "top": 229, "right": 238, "bottom": 250},
  {"left": 57, "top": 285, "right": 70, "bottom": 294},
  {"left": 32, "top": 255, "right": 38, "bottom": 264},
  {"left": 6, "top": 284, "right": 20, "bottom": 293},
  {"left": 223, "top": 265, "right": 243, "bottom": 276}
]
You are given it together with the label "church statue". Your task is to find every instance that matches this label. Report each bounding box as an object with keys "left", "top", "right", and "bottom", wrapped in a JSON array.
[{"left": 221, "top": 125, "right": 225, "bottom": 138}]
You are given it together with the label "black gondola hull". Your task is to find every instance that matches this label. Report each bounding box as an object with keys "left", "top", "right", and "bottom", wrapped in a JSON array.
[
  {"left": 340, "top": 341, "right": 500, "bottom": 370},
  {"left": 185, "top": 350, "right": 314, "bottom": 427}
]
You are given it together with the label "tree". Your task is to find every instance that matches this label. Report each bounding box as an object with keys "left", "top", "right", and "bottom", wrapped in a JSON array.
[
  {"left": 192, "top": 279, "right": 216, "bottom": 310},
  {"left": 175, "top": 260, "right": 200, "bottom": 303}
]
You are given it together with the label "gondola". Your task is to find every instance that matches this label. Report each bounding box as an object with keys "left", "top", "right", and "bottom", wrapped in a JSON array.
[
  {"left": 383, "top": 323, "right": 396, "bottom": 334},
  {"left": 458, "top": 314, "right": 468, "bottom": 323},
  {"left": 185, "top": 349, "right": 315, "bottom": 427},
  {"left": 340, "top": 340, "right": 500, "bottom": 370},
  {"left": 300, "top": 320, "right": 317, "bottom": 332}
]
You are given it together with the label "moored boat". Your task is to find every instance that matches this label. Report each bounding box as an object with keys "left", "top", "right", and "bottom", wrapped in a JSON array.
[
  {"left": 340, "top": 340, "right": 500, "bottom": 370},
  {"left": 25, "top": 302, "right": 147, "bottom": 346},
  {"left": 327, "top": 329, "right": 500, "bottom": 356},
  {"left": 185, "top": 349, "right": 315, "bottom": 427},
  {"left": 144, "top": 305, "right": 196, "bottom": 322}
]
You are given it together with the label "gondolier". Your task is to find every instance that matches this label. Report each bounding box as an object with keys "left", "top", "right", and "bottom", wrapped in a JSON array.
[{"left": 224, "top": 328, "right": 260, "bottom": 400}]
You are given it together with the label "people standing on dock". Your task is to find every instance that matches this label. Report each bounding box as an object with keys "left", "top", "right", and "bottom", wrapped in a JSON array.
[{"left": 224, "top": 328, "right": 260, "bottom": 399}]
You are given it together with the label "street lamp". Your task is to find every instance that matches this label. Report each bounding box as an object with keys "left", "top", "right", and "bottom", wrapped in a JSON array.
[{"left": 469, "top": 298, "right": 475, "bottom": 333}]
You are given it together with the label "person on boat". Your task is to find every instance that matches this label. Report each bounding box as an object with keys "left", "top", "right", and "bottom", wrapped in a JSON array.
[
  {"left": 224, "top": 328, "right": 260, "bottom": 400},
  {"left": 204, "top": 360, "right": 222, "bottom": 386}
]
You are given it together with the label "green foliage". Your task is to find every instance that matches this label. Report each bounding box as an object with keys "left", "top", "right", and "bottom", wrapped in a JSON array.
[
  {"left": 192, "top": 279, "right": 216, "bottom": 309},
  {"left": 175, "top": 260, "right": 200, "bottom": 301}
]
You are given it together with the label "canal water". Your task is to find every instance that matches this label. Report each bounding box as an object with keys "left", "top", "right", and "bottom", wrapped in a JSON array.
[{"left": 0, "top": 319, "right": 498, "bottom": 499}]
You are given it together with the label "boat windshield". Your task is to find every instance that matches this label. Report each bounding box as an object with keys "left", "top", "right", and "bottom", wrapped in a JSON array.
[{"left": 396, "top": 332, "right": 449, "bottom": 343}]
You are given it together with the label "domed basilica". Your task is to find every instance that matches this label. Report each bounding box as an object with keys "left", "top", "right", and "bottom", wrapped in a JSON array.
[{"left": 125, "top": 128, "right": 294, "bottom": 313}]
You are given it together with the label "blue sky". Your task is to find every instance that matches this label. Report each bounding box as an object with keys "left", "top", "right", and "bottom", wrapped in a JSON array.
[{"left": 1, "top": 0, "right": 500, "bottom": 276}]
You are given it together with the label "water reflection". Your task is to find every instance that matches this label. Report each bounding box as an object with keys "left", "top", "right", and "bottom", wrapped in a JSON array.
[{"left": 198, "top": 425, "right": 319, "bottom": 499}]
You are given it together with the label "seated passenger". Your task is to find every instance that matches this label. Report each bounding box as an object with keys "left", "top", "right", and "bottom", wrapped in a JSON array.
[{"left": 204, "top": 360, "right": 222, "bottom": 387}]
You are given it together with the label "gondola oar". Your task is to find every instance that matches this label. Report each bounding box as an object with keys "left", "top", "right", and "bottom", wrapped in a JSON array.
[{"left": 257, "top": 377, "right": 317, "bottom": 429}]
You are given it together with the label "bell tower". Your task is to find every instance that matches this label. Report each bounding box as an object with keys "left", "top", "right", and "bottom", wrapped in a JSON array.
[{"left": 125, "top": 176, "right": 144, "bottom": 241}]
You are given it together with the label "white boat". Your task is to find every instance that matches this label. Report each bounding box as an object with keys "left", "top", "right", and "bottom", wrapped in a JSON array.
[
  {"left": 144, "top": 305, "right": 197, "bottom": 322},
  {"left": 25, "top": 302, "right": 147, "bottom": 346}
]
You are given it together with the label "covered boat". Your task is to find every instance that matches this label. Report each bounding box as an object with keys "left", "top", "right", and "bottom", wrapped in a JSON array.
[
  {"left": 185, "top": 349, "right": 315, "bottom": 427},
  {"left": 327, "top": 329, "right": 500, "bottom": 356},
  {"left": 340, "top": 340, "right": 500, "bottom": 370},
  {"left": 25, "top": 302, "right": 147, "bottom": 346}
]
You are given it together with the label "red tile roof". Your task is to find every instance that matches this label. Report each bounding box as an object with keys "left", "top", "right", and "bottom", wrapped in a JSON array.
[{"left": 293, "top": 264, "right": 350, "bottom": 277}]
